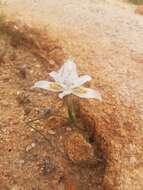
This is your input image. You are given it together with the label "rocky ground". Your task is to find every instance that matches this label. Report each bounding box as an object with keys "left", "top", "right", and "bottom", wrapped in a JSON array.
[{"left": 0, "top": 0, "right": 143, "bottom": 190}]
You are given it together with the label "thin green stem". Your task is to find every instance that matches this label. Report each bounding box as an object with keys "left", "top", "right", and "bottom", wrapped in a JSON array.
[{"left": 64, "top": 95, "right": 77, "bottom": 123}]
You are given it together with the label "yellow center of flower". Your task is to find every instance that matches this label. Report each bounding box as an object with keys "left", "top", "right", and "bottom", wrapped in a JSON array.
[
  {"left": 49, "top": 83, "right": 62, "bottom": 90},
  {"left": 73, "top": 86, "right": 87, "bottom": 94}
]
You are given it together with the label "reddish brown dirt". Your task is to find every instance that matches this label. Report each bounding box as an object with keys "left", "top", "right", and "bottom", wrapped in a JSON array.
[
  {"left": 0, "top": 21, "right": 106, "bottom": 190},
  {"left": 0, "top": 0, "right": 143, "bottom": 189}
]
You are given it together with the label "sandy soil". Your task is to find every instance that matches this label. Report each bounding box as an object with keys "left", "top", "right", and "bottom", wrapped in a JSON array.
[
  {"left": 0, "top": 0, "right": 143, "bottom": 189},
  {"left": 0, "top": 22, "right": 106, "bottom": 190}
]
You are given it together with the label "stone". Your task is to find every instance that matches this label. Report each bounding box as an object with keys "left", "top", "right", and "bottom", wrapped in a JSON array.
[
  {"left": 26, "top": 143, "right": 36, "bottom": 152},
  {"left": 49, "top": 59, "right": 56, "bottom": 69},
  {"left": 66, "top": 127, "right": 72, "bottom": 132},
  {"left": 48, "top": 129, "right": 56, "bottom": 135},
  {"left": 65, "top": 133, "right": 94, "bottom": 163}
]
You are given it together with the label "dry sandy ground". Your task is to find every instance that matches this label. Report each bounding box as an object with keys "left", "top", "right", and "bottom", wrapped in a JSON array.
[{"left": 0, "top": 0, "right": 143, "bottom": 190}]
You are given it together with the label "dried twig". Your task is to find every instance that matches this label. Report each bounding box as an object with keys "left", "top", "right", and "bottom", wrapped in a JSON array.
[
  {"left": 26, "top": 121, "right": 54, "bottom": 148},
  {"left": 25, "top": 110, "right": 68, "bottom": 149}
]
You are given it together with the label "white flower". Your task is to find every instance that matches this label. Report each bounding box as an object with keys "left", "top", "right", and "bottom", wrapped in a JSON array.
[{"left": 33, "top": 59, "right": 102, "bottom": 100}]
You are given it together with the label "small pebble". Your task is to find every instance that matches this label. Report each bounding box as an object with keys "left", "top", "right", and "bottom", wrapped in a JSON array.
[
  {"left": 26, "top": 143, "right": 36, "bottom": 152},
  {"left": 48, "top": 130, "right": 56, "bottom": 135},
  {"left": 66, "top": 127, "right": 72, "bottom": 132},
  {"left": 30, "top": 128, "right": 35, "bottom": 132},
  {"left": 33, "top": 120, "right": 40, "bottom": 124},
  {"left": 30, "top": 70, "right": 34, "bottom": 74},
  {"left": 49, "top": 59, "right": 55, "bottom": 65},
  {"left": 35, "top": 64, "right": 41, "bottom": 68},
  {"left": 14, "top": 25, "right": 18, "bottom": 30},
  {"left": 31, "top": 143, "right": 36, "bottom": 147}
]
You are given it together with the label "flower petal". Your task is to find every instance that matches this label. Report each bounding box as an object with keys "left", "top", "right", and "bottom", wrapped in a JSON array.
[
  {"left": 59, "top": 59, "right": 79, "bottom": 86},
  {"left": 33, "top": 80, "right": 64, "bottom": 92},
  {"left": 72, "top": 86, "right": 102, "bottom": 100},
  {"left": 74, "top": 75, "right": 92, "bottom": 87},
  {"left": 58, "top": 90, "right": 72, "bottom": 99},
  {"left": 49, "top": 59, "right": 78, "bottom": 86},
  {"left": 63, "top": 59, "right": 78, "bottom": 78}
]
